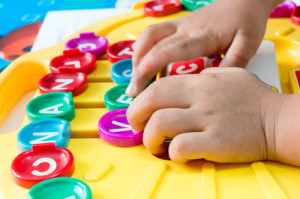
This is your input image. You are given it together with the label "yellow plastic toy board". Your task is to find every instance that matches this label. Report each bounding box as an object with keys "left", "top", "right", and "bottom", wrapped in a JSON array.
[{"left": 1, "top": 1, "right": 300, "bottom": 198}]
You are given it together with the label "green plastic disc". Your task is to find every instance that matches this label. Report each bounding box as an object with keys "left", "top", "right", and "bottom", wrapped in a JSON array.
[
  {"left": 182, "top": 0, "right": 214, "bottom": 11},
  {"left": 26, "top": 92, "right": 75, "bottom": 122},
  {"left": 28, "top": 177, "right": 92, "bottom": 199},
  {"left": 104, "top": 84, "right": 134, "bottom": 111}
]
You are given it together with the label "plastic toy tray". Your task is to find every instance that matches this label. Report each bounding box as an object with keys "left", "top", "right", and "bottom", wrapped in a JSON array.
[{"left": 1, "top": 1, "right": 300, "bottom": 198}]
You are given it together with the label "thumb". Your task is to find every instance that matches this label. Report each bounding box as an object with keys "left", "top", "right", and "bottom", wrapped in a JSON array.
[
  {"left": 168, "top": 131, "right": 221, "bottom": 163},
  {"left": 219, "top": 32, "right": 260, "bottom": 68}
]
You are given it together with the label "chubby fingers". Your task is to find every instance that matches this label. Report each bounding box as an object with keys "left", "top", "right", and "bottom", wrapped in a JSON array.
[
  {"left": 126, "top": 76, "right": 225, "bottom": 163},
  {"left": 137, "top": 106, "right": 229, "bottom": 163},
  {"left": 142, "top": 108, "right": 204, "bottom": 156},
  {"left": 219, "top": 31, "right": 261, "bottom": 68},
  {"left": 126, "top": 30, "right": 218, "bottom": 98},
  {"left": 127, "top": 76, "right": 192, "bottom": 133},
  {"left": 126, "top": 74, "right": 232, "bottom": 163},
  {"left": 132, "top": 22, "right": 177, "bottom": 69},
  {"left": 169, "top": 130, "right": 224, "bottom": 163},
  {"left": 127, "top": 22, "right": 177, "bottom": 98}
]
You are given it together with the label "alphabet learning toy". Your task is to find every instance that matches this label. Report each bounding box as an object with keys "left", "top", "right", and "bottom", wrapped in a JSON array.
[{"left": 1, "top": 1, "right": 300, "bottom": 198}]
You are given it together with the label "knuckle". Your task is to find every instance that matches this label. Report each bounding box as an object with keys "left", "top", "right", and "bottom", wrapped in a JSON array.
[
  {"left": 202, "top": 26, "right": 219, "bottom": 45},
  {"left": 144, "top": 24, "right": 160, "bottom": 36},
  {"left": 202, "top": 106, "right": 216, "bottom": 116},
  {"left": 144, "top": 82, "right": 160, "bottom": 101},
  {"left": 175, "top": 37, "right": 197, "bottom": 60},
  {"left": 177, "top": 38, "right": 193, "bottom": 51},
  {"left": 151, "top": 42, "right": 167, "bottom": 53},
  {"left": 193, "top": 100, "right": 216, "bottom": 117},
  {"left": 213, "top": 131, "right": 226, "bottom": 149},
  {"left": 145, "top": 44, "right": 169, "bottom": 64},
  {"left": 169, "top": 135, "right": 188, "bottom": 161},
  {"left": 149, "top": 110, "right": 167, "bottom": 130},
  {"left": 140, "top": 61, "right": 154, "bottom": 74},
  {"left": 198, "top": 72, "right": 218, "bottom": 86}
]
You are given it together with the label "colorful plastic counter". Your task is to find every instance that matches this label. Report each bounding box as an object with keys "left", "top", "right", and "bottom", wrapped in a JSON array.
[{"left": 1, "top": 0, "right": 300, "bottom": 198}]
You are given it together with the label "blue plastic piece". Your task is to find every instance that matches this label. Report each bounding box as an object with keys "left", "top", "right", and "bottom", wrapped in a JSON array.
[
  {"left": 17, "top": 118, "right": 72, "bottom": 152},
  {"left": 0, "top": 58, "right": 9, "bottom": 72},
  {"left": 111, "top": 58, "right": 133, "bottom": 84}
]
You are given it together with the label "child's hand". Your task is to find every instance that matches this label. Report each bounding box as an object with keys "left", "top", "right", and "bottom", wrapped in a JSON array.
[
  {"left": 126, "top": 0, "right": 279, "bottom": 97},
  {"left": 127, "top": 67, "right": 285, "bottom": 163}
]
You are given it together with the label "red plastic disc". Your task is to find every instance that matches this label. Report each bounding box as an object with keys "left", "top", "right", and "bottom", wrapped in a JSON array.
[
  {"left": 291, "top": 6, "right": 300, "bottom": 26},
  {"left": 106, "top": 40, "right": 135, "bottom": 63},
  {"left": 144, "top": 0, "right": 182, "bottom": 17},
  {"left": 50, "top": 49, "right": 96, "bottom": 74},
  {"left": 11, "top": 143, "right": 74, "bottom": 189},
  {"left": 38, "top": 72, "right": 87, "bottom": 96},
  {"left": 167, "top": 58, "right": 205, "bottom": 76}
]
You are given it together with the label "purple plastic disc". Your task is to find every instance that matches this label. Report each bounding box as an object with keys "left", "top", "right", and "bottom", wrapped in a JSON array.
[
  {"left": 269, "top": 0, "right": 297, "bottom": 18},
  {"left": 98, "top": 108, "right": 143, "bottom": 147},
  {"left": 65, "top": 32, "right": 108, "bottom": 57}
]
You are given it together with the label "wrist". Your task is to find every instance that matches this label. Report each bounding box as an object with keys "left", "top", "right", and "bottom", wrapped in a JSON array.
[
  {"left": 259, "top": 89, "right": 287, "bottom": 162},
  {"left": 275, "top": 94, "right": 300, "bottom": 166}
]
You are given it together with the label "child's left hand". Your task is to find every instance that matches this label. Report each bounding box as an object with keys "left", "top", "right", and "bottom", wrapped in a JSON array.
[
  {"left": 126, "top": 0, "right": 278, "bottom": 97},
  {"left": 127, "top": 67, "right": 286, "bottom": 163}
]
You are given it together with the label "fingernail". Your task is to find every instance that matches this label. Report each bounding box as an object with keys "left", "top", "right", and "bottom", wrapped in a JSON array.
[
  {"left": 126, "top": 82, "right": 135, "bottom": 97},
  {"left": 131, "top": 127, "right": 141, "bottom": 134}
]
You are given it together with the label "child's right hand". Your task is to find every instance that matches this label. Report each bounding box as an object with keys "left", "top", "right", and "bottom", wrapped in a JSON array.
[
  {"left": 127, "top": 67, "right": 287, "bottom": 164},
  {"left": 126, "top": 0, "right": 280, "bottom": 97}
]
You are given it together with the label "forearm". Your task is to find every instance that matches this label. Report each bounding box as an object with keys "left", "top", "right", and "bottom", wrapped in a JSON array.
[{"left": 219, "top": 0, "right": 282, "bottom": 11}]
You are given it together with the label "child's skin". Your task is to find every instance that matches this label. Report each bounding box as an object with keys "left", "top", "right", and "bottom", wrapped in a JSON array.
[{"left": 125, "top": 0, "right": 300, "bottom": 166}]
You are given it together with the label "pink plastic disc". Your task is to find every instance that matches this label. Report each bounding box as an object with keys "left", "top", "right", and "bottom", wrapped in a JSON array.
[{"left": 98, "top": 108, "right": 143, "bottom": 147}]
